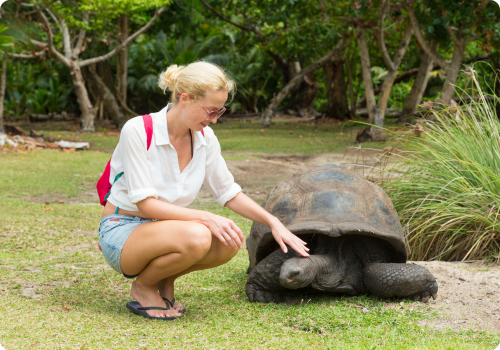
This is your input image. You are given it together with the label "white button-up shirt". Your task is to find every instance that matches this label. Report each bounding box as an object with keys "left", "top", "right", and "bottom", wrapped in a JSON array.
[{"left": 107, "top": 103, "right": 242, "bottom": 212}]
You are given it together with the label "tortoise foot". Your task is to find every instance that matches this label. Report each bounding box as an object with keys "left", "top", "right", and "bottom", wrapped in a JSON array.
[
  {"left": 363, "top": 263, "right": 438, "bottom": 302},
  {"left": 409, "top": 288, "right": 437, "bottom": 303},
  {"left": 246, "top": 283, "right": 285, "bottom": 303}
]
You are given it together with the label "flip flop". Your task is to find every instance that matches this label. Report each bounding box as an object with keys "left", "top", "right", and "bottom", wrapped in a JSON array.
[
  {"left": 162, "top": 297, "right": 186, "bottom": 314},
  {"left": 126, "top": 301, "right": 178, "bottom": 321}
]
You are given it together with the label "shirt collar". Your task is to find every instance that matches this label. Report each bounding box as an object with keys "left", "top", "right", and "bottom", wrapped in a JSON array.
[
  {"left": 153, "top": 104, "right": 171, "bottom": 146},
  {"left": 153, "top": 103, "right": 207, "bottom": 147}
]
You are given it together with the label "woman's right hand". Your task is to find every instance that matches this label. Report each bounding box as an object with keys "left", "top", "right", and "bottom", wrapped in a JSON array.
[{"left": 198, "top": 212, "right": 244, "bottom": 250}]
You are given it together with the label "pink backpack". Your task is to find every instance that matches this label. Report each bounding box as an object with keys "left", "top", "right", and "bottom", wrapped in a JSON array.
[{"left": 96, "top": 115, "right": 154, "bottom": 206}]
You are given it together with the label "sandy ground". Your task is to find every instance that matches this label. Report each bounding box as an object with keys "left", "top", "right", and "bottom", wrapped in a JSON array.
[{"left": 21, "top": 150, "right": 500, "bottom": 333}]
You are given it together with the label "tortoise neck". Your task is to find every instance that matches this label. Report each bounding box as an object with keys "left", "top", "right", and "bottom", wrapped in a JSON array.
[{"left": 311, "top": 254, "right": 345, "bottom": 291}]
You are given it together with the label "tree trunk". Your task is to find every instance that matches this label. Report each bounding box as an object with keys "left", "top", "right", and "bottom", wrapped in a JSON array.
[
  {"left": 345, "top": 51, "right": 357, "bottom": 118},
  {"left": 438, "top": 39, "right": 466, "bottom": 104},
  {"left": 324, "top": 55, "right": 349, "bottom": 120},
  {"left": 286, "top": 61, "right": 319, "bottom": 116},
  {"left": 83, "top": 64, "right": 128, "bottom": 128},
  {"left": 356, "top": 28, "right": 378, "bottom": 125},
  {"left": 117, "top": 14, "right": 129, "bottom": 105},
  {"left": 400, "top": 49, "right": 435, "bottom": 124},
  {"left": 0, "top": 52, "right": 7, "bottom": 134},
  {"left": 260, "top": 38, "right": 346, "bottom": 127},
  {"left": 288, "top": 73, "right": 319, "bottom": 117},
  {"left": 376, "top": 27, "right": 413, "bottom": 126},
  {"left": 70, "top": 62, "right": 95, "bottom": 132}
]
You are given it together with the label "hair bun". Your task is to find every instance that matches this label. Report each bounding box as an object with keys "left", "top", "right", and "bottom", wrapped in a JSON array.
[{"left": 158, "top": 65, "right": 184, "bottom": 93}]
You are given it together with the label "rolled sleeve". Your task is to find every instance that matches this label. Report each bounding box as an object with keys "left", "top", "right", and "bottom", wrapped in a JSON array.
[
  {"left": 203, "top": 131, "right": 242, "bottom": 206},
  {"left": 128, "top": 188, "right": 158, "bottom": 204},
  {"left": 120, "top": 121, "right": 159, "bottom": 204}
]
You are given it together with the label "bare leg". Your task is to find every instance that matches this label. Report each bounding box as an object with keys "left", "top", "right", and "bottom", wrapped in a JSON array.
[
  {"left": 120, "top": 220, "right": 213, "bottom": 318},
  {"left": 157, "top": 233, "right": 238, "bottom": 312}
]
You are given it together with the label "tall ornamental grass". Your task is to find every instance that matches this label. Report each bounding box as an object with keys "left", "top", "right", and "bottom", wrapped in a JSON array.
[{"left": 381, "top": 67, "right": 500, "bottom": 262}]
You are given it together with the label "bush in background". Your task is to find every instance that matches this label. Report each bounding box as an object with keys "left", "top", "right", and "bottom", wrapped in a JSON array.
[{"left": 379, "top": 67, "right": 500, "bottom": 262}]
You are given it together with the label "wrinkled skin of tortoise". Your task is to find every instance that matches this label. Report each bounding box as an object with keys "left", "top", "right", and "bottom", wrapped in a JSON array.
[{"left": 245, "top": 165, "right": 438, "bottom": 303}]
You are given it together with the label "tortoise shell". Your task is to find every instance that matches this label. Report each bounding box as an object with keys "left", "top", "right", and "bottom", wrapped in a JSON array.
[{"left": 246, "top": 164, "right": 406, "bottom": 272}]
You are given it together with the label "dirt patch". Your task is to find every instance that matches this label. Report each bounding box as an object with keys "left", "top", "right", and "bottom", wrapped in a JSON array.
[
  {"left": 193, "top": 150, "right": 385, "bottom": 202},
  {"left": 22, "top": 189, "right": 100, "bottom": 206},
  {"left": 0, "top": 279, "right": 44, "bottom": 300},
  {"left": 411, "top": 261, "right": 500, "bottom": 333}
]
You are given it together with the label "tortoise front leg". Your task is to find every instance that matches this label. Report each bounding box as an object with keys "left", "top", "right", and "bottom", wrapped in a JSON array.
[
  {"left": 246, "top": 249, "right": 297, "bottom": 303},
  {"left": 363, "top": 263, "right": 438, "bottom": 302}
]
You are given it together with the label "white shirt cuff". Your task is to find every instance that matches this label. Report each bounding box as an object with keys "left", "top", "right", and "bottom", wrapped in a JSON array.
[
  {"left": 215, "top": 183, "right": 242, "bottom": 207},
  {"left": 128, "top": 188, "right": 159, "bottom": 204}
]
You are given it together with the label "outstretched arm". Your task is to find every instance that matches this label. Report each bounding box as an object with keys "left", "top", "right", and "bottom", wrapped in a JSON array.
[{"left": 225, "top": 193, "right": 310, "bottom": 257}]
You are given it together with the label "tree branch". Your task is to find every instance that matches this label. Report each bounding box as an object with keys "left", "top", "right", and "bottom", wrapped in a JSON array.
[
  {"left": 73, "top": 12, "right": 88, "bottom": 58},
  {"left": 446, "top": 26, "right": 459, "bottom": 45},
  {"left": 8, "top": 50, "right": 46, "bottom": 58},
  {"left": 391, "top": 25, "right": 414, "bottom": 69},
  {"left": 466, "top": 31, "right": 483, "bottom": 44},
  {"left": 59, "top": 18, "right": 72, "bottom": 58},
  {"left": 37, "top": 9, "right": 71, "bottom": 67},
  {"left": 405, "top": 2, "right": 449, "bottom": 71},
  {"left": 79, "top": 7, "right": 165, "bottom": 67},
  {"left": 19, "top": 8, "right": 39, "bottom": 17},
  {"left": 30, "top": 39, "right": 47, "bottom": 48},
  {"left": 377, "top": 0, "right": 394, "bottom": 71},
  {"left": 198, "top": 0, "right": 263, "bottom": 38},
  {"left": 44, "top": 7, "right": 63, "bottom": 37},
  {"left": 266, "top": 49, "right": 290, "bottom": 79}
]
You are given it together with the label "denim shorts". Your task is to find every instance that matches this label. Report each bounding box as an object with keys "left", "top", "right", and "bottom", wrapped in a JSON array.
[{"left": 98, "top": 214, "right": 153, "bottom": 277}]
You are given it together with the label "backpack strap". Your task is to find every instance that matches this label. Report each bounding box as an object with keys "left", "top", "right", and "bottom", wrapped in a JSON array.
[
  {"left": 109, "top": 115, "right": 152, "bottom": 195},
  {"left": 142, "top": 114, "right": 153, "bottom": 150}
]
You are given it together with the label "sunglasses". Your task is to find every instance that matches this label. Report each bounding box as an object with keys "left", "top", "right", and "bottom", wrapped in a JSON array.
[{"left": 178, "top": 93, "right": 226, "bottom": 121}]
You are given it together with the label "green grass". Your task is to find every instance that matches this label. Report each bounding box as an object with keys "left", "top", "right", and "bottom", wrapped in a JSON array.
[
  {"left": 35, "top": 119, "right": 389, "bottom": 154},
  {"left": 0, "top": 150, "right": 110, "bottom": 199},
  {"left": 1, "top": 196, "right": 498, "bottom": 349},
  {"left": 1, "top": 127, "right": 499, "bottom": 348}
]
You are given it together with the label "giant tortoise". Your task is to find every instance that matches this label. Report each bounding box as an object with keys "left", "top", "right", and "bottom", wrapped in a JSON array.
[{"left": 246, "top": 164, "right": 438, "bottom": 303}]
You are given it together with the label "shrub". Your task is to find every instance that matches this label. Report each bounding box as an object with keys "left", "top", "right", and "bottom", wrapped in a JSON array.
[{"left": 378, "top": 67, "right": 500, "bottom": 262}]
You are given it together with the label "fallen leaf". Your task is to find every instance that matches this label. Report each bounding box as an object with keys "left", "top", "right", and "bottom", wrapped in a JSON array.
[
  {"left": 299, "top": 135, "right": 303, "bottom": 138},
  {"left": 43, "top": 205, "right": 54, "bottom": 211},
  {"left": 269, "top": 143, "right": 273, "bottom": 146}
]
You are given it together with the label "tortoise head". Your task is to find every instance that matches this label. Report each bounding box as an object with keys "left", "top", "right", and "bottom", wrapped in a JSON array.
[{"left": 279, "top": 257, "right": 317, "bottom": 289}]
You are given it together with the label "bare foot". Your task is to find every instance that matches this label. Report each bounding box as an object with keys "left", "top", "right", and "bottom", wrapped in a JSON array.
[
  {"left": 157, "top": 278, "right": 186, "bottom": 313},
  {"left": 130, "top": 280, "right": 182, "bottom": 318}
]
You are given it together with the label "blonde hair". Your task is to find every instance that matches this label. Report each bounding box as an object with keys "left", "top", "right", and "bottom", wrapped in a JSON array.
[{"left": 158, "top": 61, "right": 236, "bottom": 103}]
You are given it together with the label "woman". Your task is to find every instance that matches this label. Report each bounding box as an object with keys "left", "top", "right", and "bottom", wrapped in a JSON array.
[{"left": 99, "top": 61, "right": 309, "bottom": 320}]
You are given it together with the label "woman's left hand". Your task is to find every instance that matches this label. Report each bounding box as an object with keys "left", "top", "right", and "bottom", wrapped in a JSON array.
[{"left": 270, "top": 221, "right": 309, "bottom": 257}]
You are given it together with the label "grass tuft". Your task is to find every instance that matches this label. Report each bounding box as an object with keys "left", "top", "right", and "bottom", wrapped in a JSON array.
[{"left": 378, "top": 67, "right": 500, "bottom": 262}]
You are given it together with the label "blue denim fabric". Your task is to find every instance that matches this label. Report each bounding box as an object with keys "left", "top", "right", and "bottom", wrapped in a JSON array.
[{"left": 98, "top": 214, "right": 153, "bottom": 275}]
